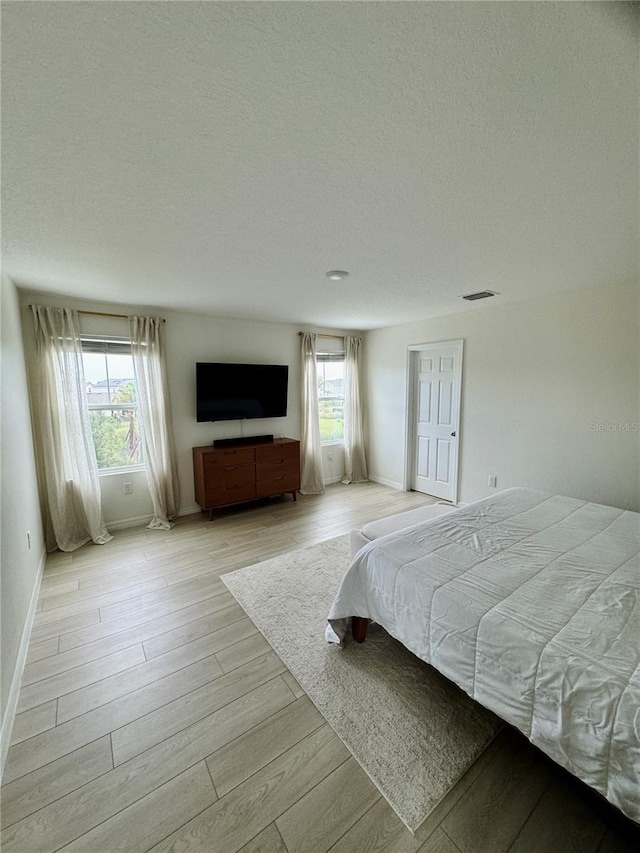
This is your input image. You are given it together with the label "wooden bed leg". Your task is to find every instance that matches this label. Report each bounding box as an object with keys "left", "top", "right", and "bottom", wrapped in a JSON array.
[{"left": 352, "top": 616, "right": 369, "bottom": 643}]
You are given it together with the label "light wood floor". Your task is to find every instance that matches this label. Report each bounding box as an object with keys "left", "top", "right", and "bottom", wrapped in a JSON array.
[{"left": 2, "top": 482, "right": 639, "bottom": 853}]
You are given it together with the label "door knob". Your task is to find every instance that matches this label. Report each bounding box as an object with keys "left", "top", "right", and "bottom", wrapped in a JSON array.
[{"left": 450, "top": 431, "right": 456, "bottom": 437}]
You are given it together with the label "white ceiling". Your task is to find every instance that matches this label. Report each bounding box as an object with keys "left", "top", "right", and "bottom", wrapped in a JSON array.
[{"left": 2, "top": 2, "right": 637, "bottom": 330}]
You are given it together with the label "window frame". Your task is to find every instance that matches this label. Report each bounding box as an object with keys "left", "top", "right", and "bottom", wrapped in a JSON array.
[
  {"left": 81, "top": 336, "right": 146, "bottom": 475},
  {"left": 316, "top": 349, "right": 346, "bottom": 446}
]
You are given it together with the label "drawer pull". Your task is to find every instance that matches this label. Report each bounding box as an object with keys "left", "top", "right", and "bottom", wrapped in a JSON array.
[
  {"left": 224, "top": 466, "right": 237, "bottom": 472},
  {"left": 275, "top": 475, "right": 284, "bottom": 480}
]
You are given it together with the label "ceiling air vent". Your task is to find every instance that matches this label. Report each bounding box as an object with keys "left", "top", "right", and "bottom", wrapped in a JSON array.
[{"left": 461, "top": 290, "right": 498, "bottom": 301}]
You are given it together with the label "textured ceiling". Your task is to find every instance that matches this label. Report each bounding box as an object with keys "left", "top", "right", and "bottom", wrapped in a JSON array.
[{"left": 2, "top": 2, "right": 637, "bottom": 329}]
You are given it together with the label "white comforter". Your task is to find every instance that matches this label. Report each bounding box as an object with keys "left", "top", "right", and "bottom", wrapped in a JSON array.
[{"left": 327, "top": 488, "right": 640, "bottom": 822}]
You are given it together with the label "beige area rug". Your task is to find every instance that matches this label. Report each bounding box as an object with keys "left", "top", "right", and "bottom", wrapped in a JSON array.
[{"left": 221, "top": 535, "right": 502, "bottom": 833}]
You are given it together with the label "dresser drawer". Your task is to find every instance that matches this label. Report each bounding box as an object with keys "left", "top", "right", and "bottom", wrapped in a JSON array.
[
  {"left": 203, "top": 447, "right": 255, "bottom": 469},
  {"left": 205, "top": 482, "right": 257, "bottom": 507},
  {"left": 205, "top": 463, "right": 255, "bottom": 488},
  {"left": 255, "top": 442, "right": 299, "bottom": 463},
  {"left": 256, "top": 459, "right": 299, "bottom": 482},
  {"left": 256, "top": 474, "right": 299, "bottom": 498}
]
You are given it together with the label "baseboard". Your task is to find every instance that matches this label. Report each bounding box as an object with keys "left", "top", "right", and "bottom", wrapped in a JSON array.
[
  {"left": 106, "top": 514, "right": 154, "bottom": 531},
  {"left": 178, "top": 504, "right": 201, "bottom": 518},
  {"left": 0, "top": 546, "right": 46, "bottom": 779},
  {"left": 106, "top": 504, "right": 203, "bottom": 531},
  {"left": 368, "top": 475, "right": 404, "bottom": 491},
  {"left": 323, "top": 475, "right": 344, "bottom": 486}
]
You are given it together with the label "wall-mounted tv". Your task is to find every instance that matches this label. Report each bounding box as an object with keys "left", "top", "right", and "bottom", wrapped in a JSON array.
[{"left": 196, "top": 362, "right": 289, "bottom": 422}]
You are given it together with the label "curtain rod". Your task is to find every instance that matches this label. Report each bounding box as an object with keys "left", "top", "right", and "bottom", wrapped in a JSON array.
[
  {"left": 298, "top": 332, "right": 344, "bottom": 339},
  {"left": 28, "top": 306, "right": 165, "bottom": 322}
]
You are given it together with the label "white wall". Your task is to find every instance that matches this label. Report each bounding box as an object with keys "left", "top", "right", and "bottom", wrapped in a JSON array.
[
  {"left": 163, "top": 309, "right": 353, "bottom": 513},
  {"left": 19, "top": 293, "right": 356, "bottom": 526},
  {"left": 1, "top": 277, "right": 46, "bottom": 772},
  {"left": 366, "top": 281, "right": 639, "bottom": 511}
]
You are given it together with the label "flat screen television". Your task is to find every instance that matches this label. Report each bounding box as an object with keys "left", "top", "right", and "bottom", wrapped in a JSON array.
[{"left": 196, "top": 362, "right": 289, "bottom": 422}]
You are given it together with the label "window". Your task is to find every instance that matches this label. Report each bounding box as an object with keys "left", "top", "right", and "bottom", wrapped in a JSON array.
[
  {"left": 317, "top": 350, "right": 345, "bottom": 443},
  {"left": 81, "top": 337, "right": 144, "bottom": 472}
]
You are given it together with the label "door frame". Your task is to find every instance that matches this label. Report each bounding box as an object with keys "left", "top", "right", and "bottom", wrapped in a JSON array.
[{"left": 403, "top": 339, "right": 464, "bottom": 504}]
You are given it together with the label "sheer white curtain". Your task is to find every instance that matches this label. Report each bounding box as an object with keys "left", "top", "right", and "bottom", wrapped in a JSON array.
[
  {"left": 341, "top": 335, "right": 369, "bottom": 484},
  {"left": 30, "top": 305, "right": 112, "bottom": 552},
  {"left": 129, "top": 316, "right": 179, "bottom": 529},
  {"left": 299, "top": 332, "right": 325, "bottom": 495}
]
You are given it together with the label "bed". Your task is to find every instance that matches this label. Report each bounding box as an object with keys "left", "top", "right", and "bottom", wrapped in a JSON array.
[{"left": 326, "top": 488, "right": 640, "bottom": 823}]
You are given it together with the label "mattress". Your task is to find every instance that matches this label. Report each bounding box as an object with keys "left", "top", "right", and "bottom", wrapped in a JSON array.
[{"left": 327, "top": 488, "right": 640, "bottom": 822}]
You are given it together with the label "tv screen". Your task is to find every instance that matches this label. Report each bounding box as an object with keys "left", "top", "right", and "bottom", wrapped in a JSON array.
[{"left": 196, "top": 362, "right": 289, "bottom": 422}]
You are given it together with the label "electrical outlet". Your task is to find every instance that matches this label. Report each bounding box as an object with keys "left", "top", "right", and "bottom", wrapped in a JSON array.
[
  {"left": 123, "top": 482, "right": 133, "bottom": 495},
  {"left": 327, "top": 452, "right": 334, "bottom": 462},
  {"left": 27, "top": 530, "right": 31, "bottom": 550},
  {"left": 488, "top": 475, "right": 497, "bottom": 488}
]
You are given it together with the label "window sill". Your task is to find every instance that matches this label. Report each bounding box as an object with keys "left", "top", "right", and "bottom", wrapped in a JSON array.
[
  {"left": 98, "top": 465, "right": 146, "bottom": 477},
  {"left": 321, "top": 440, "right": 344, "bottom": 447}
]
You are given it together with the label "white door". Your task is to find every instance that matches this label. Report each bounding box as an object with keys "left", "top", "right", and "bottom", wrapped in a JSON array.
[{"left": 408, "top": 340, "right": 463, "bottom": 502}]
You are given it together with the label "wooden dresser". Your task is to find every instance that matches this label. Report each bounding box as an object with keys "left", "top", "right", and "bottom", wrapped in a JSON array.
[{"left": 193, "top": 438, "right": 300, "bottom": 518}]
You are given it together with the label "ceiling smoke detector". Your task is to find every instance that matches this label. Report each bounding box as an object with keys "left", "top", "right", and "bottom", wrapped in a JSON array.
[
  {"left": 325, "top": 270, "right": 349, "bottom": 281},
  {"left": 461, "top": 290, "right": 498, "bottom": 301}
]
